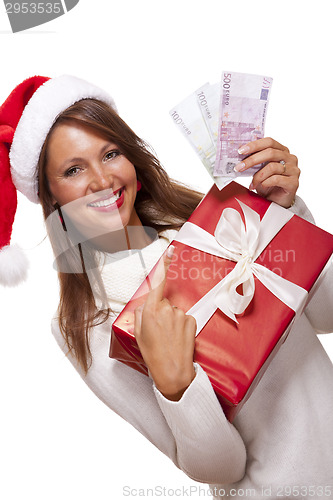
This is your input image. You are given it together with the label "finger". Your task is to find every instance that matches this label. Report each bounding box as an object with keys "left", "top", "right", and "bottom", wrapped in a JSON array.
[
  {"left": 134, "top": 305, "right": 144, "bottom": 337},
  {"left": 258, "top": 174, "right": 299, "bottom": 193},
  {"left": 146, "top": 245, "right": 175, "bottom": 306},
  {"left": 250, "top": 161, "right": 300, "bottom": 190},
  {"left": 234, "top": 148, "right": 291, "bottom": 173},
  {"left": 237, "top": 137, "right": 290, "bottom": 157}
]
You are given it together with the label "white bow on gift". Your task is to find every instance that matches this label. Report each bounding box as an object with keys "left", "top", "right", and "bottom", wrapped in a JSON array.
[{"left": 174, "top": 200, "right": 309, "bottom": 335}]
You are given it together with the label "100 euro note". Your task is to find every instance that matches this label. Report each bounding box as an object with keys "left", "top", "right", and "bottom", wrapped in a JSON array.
[
  {"left": 169, "top": 87, "right": 231, "bottom": 189},
  {"left": 194, "top": 82, "right": 220, "bottom": 149},
  {"left": 214, "top": 71, "right": 273, "bottom": 177}
]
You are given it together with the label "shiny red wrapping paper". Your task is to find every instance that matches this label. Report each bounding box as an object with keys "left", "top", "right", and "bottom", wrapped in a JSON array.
[{"left": 110, "top": 181, "right": 333, "bottom": 421}]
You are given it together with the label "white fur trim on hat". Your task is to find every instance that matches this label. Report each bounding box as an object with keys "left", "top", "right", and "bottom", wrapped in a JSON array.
[
  {"left": 10, "top": 75, "right": 117, "bottom": 204},
  {"left": 0, "top": 244, "right": 29, "bottom": 286}
]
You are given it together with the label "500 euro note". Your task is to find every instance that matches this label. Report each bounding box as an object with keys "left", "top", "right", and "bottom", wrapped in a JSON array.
[{"left": 214, "top": 71, "right": 273, "bottom": 177}]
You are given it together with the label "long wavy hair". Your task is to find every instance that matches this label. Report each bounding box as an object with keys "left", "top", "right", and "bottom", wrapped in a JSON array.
[{"left": 38, "top": 98, "right": 203, "bottom": 374}]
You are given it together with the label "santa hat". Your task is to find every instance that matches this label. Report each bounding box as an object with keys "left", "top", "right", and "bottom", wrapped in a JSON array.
[{"left": 0, "top": 75, "right": 117, "bottom": 286}]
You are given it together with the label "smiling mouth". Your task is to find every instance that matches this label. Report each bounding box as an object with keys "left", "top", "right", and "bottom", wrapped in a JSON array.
[{"left": 87, "top": 188, "right": 124, "bottom": 208}]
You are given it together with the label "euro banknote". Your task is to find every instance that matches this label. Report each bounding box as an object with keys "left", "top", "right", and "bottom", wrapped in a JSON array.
[
  {"left": 194, "top": 82, "right": 220, "bottom": 149},
  {"left": 169, "top": 71, "right": 273, "bottom": 188},
  {"left": 169, "top": 92, "right": 229, "bottom": 189},
  {"left": 214, "top": 71, "right": 273, "bottom": 176}
]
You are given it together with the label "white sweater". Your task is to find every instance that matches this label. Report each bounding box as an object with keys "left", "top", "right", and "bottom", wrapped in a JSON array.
[{"left": 51, "top": 196, "right": 333, "bottom": 499}]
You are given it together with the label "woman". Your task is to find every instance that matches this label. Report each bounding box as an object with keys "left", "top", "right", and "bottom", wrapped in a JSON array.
[{"left": 1, "top": 75, "right": 332, "bottom": 499}]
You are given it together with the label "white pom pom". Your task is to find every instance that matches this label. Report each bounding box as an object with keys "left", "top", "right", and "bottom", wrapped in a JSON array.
[{"left": 0, "top": 244, "right": 29, "bottom": 287}]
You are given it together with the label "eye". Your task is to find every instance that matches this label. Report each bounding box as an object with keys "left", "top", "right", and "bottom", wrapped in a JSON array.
[
  {"left": 65, "top": 166, "right": 81, "bottom": 177},
  {"left": 103, "top": 149, "right": 120, "bottom": 162}
]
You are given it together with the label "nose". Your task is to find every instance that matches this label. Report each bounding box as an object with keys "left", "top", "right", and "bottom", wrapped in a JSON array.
[{"left": 88, "top": 164, "right": 113, "bottom": 193}]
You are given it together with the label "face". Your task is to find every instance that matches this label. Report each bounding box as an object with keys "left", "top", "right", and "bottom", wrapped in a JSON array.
[{"left": 45, "top": 122, "right": 142, "bottom": 250}]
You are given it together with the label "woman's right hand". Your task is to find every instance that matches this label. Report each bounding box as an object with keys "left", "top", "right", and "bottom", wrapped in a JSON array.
[{"left": 134, "top": 246, "right": 197, "bottom": 401}]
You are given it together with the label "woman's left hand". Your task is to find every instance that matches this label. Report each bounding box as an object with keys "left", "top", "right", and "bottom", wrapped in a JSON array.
[{"left": 235, "top": 137, "right": 300, "bottom": 208}]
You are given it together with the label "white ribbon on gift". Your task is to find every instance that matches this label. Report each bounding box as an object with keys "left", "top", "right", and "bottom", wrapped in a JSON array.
[{"left": 174, "top": 199, "right": 309, "bottom": 335}]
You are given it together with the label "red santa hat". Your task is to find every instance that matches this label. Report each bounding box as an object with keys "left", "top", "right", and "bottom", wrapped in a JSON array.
[{"left": 0, "top": 75, "right": 117, "bottom": 286}]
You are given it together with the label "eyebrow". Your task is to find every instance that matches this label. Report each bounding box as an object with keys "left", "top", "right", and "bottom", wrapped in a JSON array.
[
  {"left": 59, "top": 142, "right": 118, "bottom": 170},
  {"left": 100, "top": 142, "right": 118, "bottom": 154}
]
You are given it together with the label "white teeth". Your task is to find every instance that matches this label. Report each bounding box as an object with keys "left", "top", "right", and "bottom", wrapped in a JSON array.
[{"left": 88, "top": 189, "right": 122, "bottom": 208}]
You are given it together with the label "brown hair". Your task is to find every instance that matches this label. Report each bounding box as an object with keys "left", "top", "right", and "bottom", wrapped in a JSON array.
[{"left": 38, "top": 98, "right": 203, "bottom": 374}]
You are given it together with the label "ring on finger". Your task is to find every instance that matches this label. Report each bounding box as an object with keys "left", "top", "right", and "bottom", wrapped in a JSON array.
[{"left": 280, "top": 160, "right": 287, "bottom": 175}]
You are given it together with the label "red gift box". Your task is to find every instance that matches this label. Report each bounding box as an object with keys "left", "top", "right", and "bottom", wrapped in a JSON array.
[{"left": 110, "top": 181, "right": 333, "bottom": 421}]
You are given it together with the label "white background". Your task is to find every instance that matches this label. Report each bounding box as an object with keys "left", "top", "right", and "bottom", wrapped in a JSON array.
[{"left": 0, "top": 1, "right": 332, "bottom": 499}]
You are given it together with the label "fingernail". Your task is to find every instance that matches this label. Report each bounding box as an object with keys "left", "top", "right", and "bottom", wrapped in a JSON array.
[
  {"left": 238, "top": 145, "right": 250, "bottom": 155},
  {"left": 234, "top": 162, "right": 246, "bottom": 172},
  {"left": 166, "top": 245, "right": 175, "bottom": 259},
  {"left": 249, "top": 182, "right": 254, "bottom": 191}
]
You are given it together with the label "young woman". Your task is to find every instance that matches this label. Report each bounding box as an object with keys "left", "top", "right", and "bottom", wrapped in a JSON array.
[{"left": 1, "top": 75, "right": 332, "bottom": 499}]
